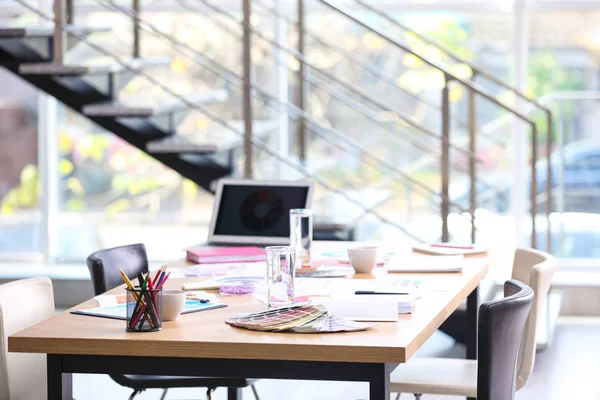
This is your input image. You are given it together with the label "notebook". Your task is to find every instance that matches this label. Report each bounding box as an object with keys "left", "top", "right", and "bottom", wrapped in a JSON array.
[
  {"left": 186, "top": 246, "right": 265, "bottom": 264},
  {"left": 386, "top": 255, "right": 464, "bottom": 273},
  {"left": 413, "top": 243, "right": 487, "bottom": 256}
]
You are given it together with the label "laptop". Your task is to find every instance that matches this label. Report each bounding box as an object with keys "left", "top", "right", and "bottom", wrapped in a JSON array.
[{"left": 203, "top": 179, "right": 315, "bottom": 247}]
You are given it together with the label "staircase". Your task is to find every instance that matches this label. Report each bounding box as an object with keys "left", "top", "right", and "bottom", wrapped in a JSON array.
[{"left": 0, "top": 0, "right": 553, "bottom": 247}]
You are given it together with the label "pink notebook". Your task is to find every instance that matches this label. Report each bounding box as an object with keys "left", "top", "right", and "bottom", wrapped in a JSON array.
[{"left": 186, "top": 247, "right": 266, "bottom": 264}]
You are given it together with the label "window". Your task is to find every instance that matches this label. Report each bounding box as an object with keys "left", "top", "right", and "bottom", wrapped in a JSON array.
[{"left": 0, "top": 71, "right": 41, "bottom": 257}]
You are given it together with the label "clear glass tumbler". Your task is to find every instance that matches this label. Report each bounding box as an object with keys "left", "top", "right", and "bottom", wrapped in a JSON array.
[
  {"left": 290, "top": 208, "right": 313, "bottom": 266},
  {"left": 265, "top": 246, "right": 296, "bottom": 309}
]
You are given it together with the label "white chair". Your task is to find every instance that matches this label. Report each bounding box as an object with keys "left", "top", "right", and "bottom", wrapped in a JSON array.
[
  {"left": 0, "top": 277, "right": 55, "bottom": 400},
  {"left": 390, "top": 248, "right": 557, "bottom": 399}
]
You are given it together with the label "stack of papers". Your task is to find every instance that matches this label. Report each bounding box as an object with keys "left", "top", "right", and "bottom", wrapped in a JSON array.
[
  {"left": 226, "top": 304, "right": 375, "bottom": 333},
  {"left": 386, "top": 255, "right": 464, "bottom": 273},
  {"left": 315, "top": 292, "right": 416, "bottom": 322}
]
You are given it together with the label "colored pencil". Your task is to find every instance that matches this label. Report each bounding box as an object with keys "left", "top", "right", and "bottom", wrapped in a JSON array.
[
  {"left": 154, "top": 270, "right": 167, "bottom": 289},
  {"left": 156, "top": 271, "right": 171, "bottom": 290},
  {"left": 130, "top": 273, "right": 149, "bottom": 329}
]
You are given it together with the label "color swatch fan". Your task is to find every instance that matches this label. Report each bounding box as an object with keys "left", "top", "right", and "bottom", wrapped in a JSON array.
[{"left": 226, "top": 305, "right": 375, "bottom": 333}]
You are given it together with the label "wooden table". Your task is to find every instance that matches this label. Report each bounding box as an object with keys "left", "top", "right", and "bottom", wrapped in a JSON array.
[{"left": 8, "top": 242, "right": 495, "bottom": 400}]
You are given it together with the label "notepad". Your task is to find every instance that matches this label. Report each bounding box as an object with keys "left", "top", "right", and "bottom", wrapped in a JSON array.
[
  {"left": 413, "top": 243, "right": 487, "bottom": 256},
  {"left": 314, "top": 296, "right": 400, "bottom": 322},
  {"left": 386, "top": 255, "right": 464, "bottom": 273}
]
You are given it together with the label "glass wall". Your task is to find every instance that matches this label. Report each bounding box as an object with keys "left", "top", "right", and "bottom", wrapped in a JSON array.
[
  {"left": 0, "top": 0, "right": 599, "bottom": 266},
  {"left": 0, "top": 71, "right": 41, "bottom": 258},
  {"left": 528, "top": 10, "right": 600, "bottom": 259},
  {"left": 56, "top": 108, "right": 215, "bottom": 262}
]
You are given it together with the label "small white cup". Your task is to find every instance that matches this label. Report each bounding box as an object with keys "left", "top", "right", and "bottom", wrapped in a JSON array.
[
  {"left": 347, "top": 246, "right": 378, "bottom": 273},
  {"left": 162, "top": 289, "right": 186, "bottom": 321}
]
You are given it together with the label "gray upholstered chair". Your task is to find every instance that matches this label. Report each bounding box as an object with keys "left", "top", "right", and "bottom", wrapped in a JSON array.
[{"left": 390, "top": 248, "right": 555, "bottom": 399}]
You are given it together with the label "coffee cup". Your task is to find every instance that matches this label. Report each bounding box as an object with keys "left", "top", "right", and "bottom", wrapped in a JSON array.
[
  {"left": 347, "top": 246, "right": 378, "bottom": 273},
  {"left": 162, "top": 289, "right": 186, "bottom": 321}
]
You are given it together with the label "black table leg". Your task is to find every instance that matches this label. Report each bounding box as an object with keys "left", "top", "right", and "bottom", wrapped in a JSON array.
[
  {"left": 466, "top": 286, "right": 478, "bottom": 359},
  {"left": 228, "top": 387, "right": 242, "bottom": 400},
  {"left": 368, "top": 363, "right": 391, "bottom": 399},
  {"left": 466, "top": 287, "right": 478, "bottom": 400},
  {"left": 47, "top": 354, "right": 73, "bottom": 400}
]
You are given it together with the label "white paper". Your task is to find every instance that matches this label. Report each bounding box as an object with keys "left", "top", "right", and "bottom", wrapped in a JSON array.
[
  {"left": 312, "top": 296, "right": 399, "bottom": 322},
  {"left": 386, "top": 255, "right": 464, "bottom": 273}
]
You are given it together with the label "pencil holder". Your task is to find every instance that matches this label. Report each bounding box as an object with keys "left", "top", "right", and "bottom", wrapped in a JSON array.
[{"left": 126, "top": 287, "right": 163, "bottom": 332}]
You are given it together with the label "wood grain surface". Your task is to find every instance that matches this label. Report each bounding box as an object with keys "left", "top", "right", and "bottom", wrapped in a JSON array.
[{"left": 8, "top": 242, "right": 499, "bottom": 364}]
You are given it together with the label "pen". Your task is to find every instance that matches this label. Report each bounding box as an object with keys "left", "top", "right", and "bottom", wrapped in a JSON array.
[
  {"left": 430, "top": 243, "right": 474, "bottom": 249},
  {"left": 355, "top": 291, "right": 410, "bottom": 295}
]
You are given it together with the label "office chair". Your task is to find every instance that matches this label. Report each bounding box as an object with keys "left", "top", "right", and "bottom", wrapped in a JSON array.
[
  {"left": 87, "top": 243, "right": 260, "bottom": 400},
  {"left": 0, "top": 277, "right": 55, "bottom": 400},
  {"left": 390, "top": 248, "right": 555, "bottom": 399}
]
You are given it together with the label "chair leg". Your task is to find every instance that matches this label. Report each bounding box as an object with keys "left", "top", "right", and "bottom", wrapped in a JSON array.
[
  {"left": 414, "top": 394, "right": 422, "bottom": 400},
  {"left": 159, "top": 388, "right": 169, "bottom": 400},
  {"left": 251, "top": 383, "right": 260, "bottom": 400},
  {"left": 206, "top": 388, "right": 213, "bottom": 400},
  {"left": 394, "top": 393, "right": 401, "bottom": 400},
  {"left": 128, "top": 389, "right": 143, "bottom": 400}
]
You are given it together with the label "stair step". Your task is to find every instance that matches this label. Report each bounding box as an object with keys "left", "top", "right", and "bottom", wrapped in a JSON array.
[
  {"left": 146, "top": 120, "right": 279, "bottom": 154},
  {"left": 0, "top": 24, "right": 111, "bottom": 38},
  {"left": 19, "top": 56, "right": 172, "bottom": 76},
  {"left": 82, "top": 104, "right": 153, "bottom": 117},
  {"left": 82, "top": 90, "right": 229, "bottom": 119},
  {"left": 153, "top": 89, "right": 229, "bottom": 116}
]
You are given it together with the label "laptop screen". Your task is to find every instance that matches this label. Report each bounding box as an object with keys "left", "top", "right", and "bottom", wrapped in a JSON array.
[{"left": 213, "top": 184, "right": 310, "bottom": 238}]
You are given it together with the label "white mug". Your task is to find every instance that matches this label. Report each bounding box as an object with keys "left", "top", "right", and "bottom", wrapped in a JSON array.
[
  {"left": 161, "top": 290, "right": 186, "bottom": 321},
  {"left": 347, "top": 246, "right": 378, "bottom": 273}
]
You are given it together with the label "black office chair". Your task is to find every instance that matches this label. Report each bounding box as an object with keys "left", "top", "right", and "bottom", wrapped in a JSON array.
[{"left": 87, "top": 243, "right": 260, "bottom": 400}]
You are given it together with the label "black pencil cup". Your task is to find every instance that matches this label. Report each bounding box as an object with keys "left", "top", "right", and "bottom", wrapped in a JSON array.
[{"left": 126, "top": 287, "right": 163, "bottom": 332}]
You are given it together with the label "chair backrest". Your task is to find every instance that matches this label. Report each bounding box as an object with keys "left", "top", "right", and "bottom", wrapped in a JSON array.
[
  {"left": 86, "top": 243, "right": 149, "bottom": 295},
  {"left": 510, "top": 248, "right": 556, "bottom": 389},
  {"left": 0, "top": 277, "right": 55, "bottom": 400},
  {"left": 477, "top": 279, "right": 534, "bottom": 400}
]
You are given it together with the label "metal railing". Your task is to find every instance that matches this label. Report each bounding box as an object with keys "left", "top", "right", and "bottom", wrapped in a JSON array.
[
  {"left": 352, "top": 0, "right": 554, "bottom": 248},
  {"left": 14, "top": 0, "right": 553, "bottom": 248},
  {"left": 15, "top": 0, "right": 437, "bottom": 242},
  {"left": 305, "top": 0, "right": 548, "bottom": 247}
]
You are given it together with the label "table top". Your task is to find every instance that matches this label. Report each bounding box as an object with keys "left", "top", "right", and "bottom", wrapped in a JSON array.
[{"left": 8, "top": 242, "right": 497, "bottom": 364}]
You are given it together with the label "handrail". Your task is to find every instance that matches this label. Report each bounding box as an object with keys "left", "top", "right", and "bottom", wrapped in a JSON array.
[
  {"left": 112, "top": 0, "right": 470, "bottom": 213},
  {"left": 354, "top": 0, "right": 553, "bottom": 250},
  {"left": 316, "top": 0, "right": 544, "bottom": 248},
  {"left": 253, "top": 0, "right": 502, "bottom": 149},
  {"left": 355, "top": 0, "right": 553, "bottom": 116},
  {"left": 251, "top": 0, "right": 456, "bottom": 125},
  {"left": 14, "top": 0, "right": 429, "bottom": 241},
  {"left": 179, "top": 0, "right": 479, "bottom": 162}
]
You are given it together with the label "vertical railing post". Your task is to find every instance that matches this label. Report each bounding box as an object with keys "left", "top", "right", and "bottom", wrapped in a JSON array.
[
  {"left": 546, "top": 111, "right": 553, "bottom": 253},
  {"left": 468, "top": 79, "right": 477, "bottom": 244},
  {"left": 242, "top": 0, "right": 253, "bottom": 178},
  {"left": 557, "top": 103, "right": 565, "bottom": 258},
  {"left": 297, "top": 0, "right": 307, "bottom": 163},
  {"left": 531, "top": 124, "right": 538, "bottom": 248},
  {"left": 441, "top": 76, "right": 451, "bottom": 243},
  {"left": 133, "top": 0, "right": 141, "bottom": 58},
  {"left": 275, "top": 0, "right": 290, "bottom": 179},
  {"left": 52, "top": 0, "right": 67, "bottom": 65},
  {"left": 66, "top": 0, "right": 73, "bottom": 24}
]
